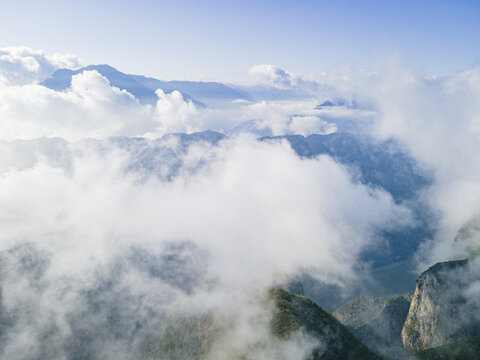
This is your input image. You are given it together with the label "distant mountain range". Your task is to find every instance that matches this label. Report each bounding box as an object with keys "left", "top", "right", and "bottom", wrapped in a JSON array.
[
  {"left": 40, "top": 64, "right": 250, "bottom": 106},
  {"left": 40, "top": 63, "right": 349, "bottom": 107}
]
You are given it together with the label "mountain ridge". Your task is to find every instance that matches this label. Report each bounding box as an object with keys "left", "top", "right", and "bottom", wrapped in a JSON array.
[{"left": 40, "top": 64, "right": 250, "bottom": 106}]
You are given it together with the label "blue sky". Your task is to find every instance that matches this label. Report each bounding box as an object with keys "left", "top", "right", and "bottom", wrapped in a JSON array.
[{"left": 1, "top": 0, "right": 479, "bottom": 81}]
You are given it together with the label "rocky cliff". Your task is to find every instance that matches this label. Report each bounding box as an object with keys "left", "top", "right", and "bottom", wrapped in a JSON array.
[{"left": 401, "top": 259, "right": 475, "bottom": 351}]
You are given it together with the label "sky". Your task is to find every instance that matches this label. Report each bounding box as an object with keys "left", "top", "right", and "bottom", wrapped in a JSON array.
[{"left": 1, "top": 0, "right": 479, "bottom": 81}]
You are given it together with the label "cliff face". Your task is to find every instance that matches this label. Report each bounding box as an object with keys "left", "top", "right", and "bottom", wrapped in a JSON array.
[{"left": 401, "top": 260, "right": 473, "bottom": 351}]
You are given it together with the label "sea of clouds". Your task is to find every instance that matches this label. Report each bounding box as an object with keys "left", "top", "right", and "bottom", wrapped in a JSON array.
[{"left": 1, "top": 46, "right": 480, "bottom": 358}]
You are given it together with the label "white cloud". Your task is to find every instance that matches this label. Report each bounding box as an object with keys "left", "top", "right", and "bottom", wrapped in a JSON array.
[
  {"left": 215, "top": 99, "right": 340, "bottom": 136},
  {"left": 245, "top": 60, "right": 480, "bottom": 267},
  {"left": 249, "top": 64, "right": 298, "bottom": 89},
  {"left": 0, "top": 136, "right": 408, "bottom": 285},
  {"left": 0, "top": 70, "right": 159, "bottom": 140},
  {"left": 150, "top": 89, "right": 200, "bottom": 135},
  {"left": 0, "top": 46, "right": 83, "bottom": 85},
  {"left": 248, "top": 64, "right": 322, "bottom": 95},
  {"left": 289, "top": 115, "right": 337, "bottom": 136},
  {"left": 0, "top": 68, "right": 342, "bottom": 140},
  {"left": 0, "top": 51, "right": 379, "bottom": 141}
]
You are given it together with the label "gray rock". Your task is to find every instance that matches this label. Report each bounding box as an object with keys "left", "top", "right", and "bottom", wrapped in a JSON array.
[{"left": 401, "top": 259, "right": 477, "bottom": 351}]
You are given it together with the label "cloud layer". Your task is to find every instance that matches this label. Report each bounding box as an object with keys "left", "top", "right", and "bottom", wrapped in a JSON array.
[
  {"left": 0, "top": 135, "right": 408, "bottom": 358},
  {"left": 2, "top": 47, "right": 479, "bottom": 267},
  {"left": 0, "top": 46, "right": 82, "bottom": 85}
]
